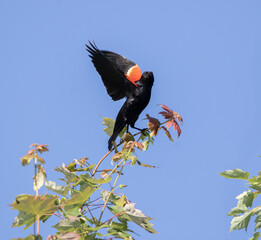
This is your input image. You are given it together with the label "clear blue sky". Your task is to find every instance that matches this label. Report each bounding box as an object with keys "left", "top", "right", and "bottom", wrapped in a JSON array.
[{"left": 1, "top": 0, "right": 261, "bottom": 239}]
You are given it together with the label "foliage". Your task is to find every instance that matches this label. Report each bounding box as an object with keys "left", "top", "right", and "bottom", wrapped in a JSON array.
[
  {"left": 11, "top": 105, "right": 182, "bottom": 239},
  {"left": 220, "top": 165, "right": 261, "bottom": 240}
]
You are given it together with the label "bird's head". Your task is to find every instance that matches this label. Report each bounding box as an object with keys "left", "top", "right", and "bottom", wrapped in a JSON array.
[{"left": 142, "top": 71, "right": 154, "bottom": 85}]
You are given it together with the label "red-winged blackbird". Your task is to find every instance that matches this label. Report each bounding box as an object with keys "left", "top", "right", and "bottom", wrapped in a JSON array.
[{"left": 86, "top": 41, "right": 154, "bottom": 150}]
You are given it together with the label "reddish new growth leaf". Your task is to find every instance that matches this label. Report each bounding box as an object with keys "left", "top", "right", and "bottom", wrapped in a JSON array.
[
  {"left": 21, "top": 153, "right": 45, "bottom": 166},
  {"left": 35, "top": 144, "right": 49, "bottom": 154},
  {"left": 111, "top": 152, "right": 123, "bottom": 162},
  {"left": 125, "top": 141, "right": 144, "bottom": 151},
  {"left": 161, "top": 126, "right": 173, "bottom": 142},
  {"left": 159, "top": 104, "right": 183, "bottom": 124},
  {"left": 122, "top": 132, "right": 135, "bottom": 143},
  {"left": 29, "top": 143, "right": 49, "bottom": 154},
  {"left": 159, "top": 104, "right": 183, "bottom": 138},
  {"left": 133, "top": 141, "right": 144, "bottom": 150},
  {"left": 146, "top": 114, "right": 160, "bottom": 137}
]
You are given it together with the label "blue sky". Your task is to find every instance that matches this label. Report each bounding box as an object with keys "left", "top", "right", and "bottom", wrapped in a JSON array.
[{"left": 1, "top": 0, "right": 261, "bottom": 239}]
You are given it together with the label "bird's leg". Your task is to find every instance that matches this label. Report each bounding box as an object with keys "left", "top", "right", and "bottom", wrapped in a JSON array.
[
  {"left": 126, "top": 124, "right": 129, "bottom": 133},
  {"left": 132, "top": 126, "right": 143, "bottom": 131},
  {"left": 132, "top": 126, "right": 148, "bottom": 135}
]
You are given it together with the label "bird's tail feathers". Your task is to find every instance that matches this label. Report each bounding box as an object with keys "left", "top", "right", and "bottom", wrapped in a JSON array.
[
  {"left": 108, "top": 134, "right": 117, "bottom": 151},
  {"left": 108, "top": 123, "right": 126, "bottom": 151}
]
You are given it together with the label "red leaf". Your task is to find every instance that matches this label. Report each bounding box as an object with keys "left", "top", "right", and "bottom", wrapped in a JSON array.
[
  {"left": 133, "top": 141, "right": 144, "bottom": 150},
  {"left": 159, "top": 104, "right": 183, "bottom": 124},
  {"left": 159, "top": 104, "right": 182, "bottom": 138},
  {"left": 146, "top": 114, "right": 160, "bottom": 137},
  {"left": 171, "top": 119, "right": 181, "bottom": 137},
  {"left": 161, "top": 126, "right": 173, "bottom": 142},
  {"left": 35, "top": 144, "right": 49, "bottom": 154}
]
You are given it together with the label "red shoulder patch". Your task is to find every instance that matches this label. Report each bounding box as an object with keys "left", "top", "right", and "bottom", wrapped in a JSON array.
[{"left": 124, "top": 64, "right": 142, "bottom": 87}]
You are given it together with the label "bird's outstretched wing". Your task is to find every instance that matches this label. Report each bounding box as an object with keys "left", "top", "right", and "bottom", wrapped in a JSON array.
[{"left": 86, "top": 41, "right": 142, "bottom": 101}]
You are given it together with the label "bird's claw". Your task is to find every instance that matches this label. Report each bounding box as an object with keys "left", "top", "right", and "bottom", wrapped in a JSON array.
[{"left": 141, "top": 128, "right": 148, "bottom": 135}]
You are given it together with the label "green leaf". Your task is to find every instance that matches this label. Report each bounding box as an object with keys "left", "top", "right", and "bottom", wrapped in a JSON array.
[
  {"left": 107, "top": 229, "right": 134, "bottom": 239},
  {"left": 115, "top": 194, "right": 127, "bottom": 207},
  {"left": 137, "top": 160, "right": 157, "bottom": 168},
  {"left": 229, "top": 211, "right": 253, "bottom": 232},
  {"left": 228, "top": 205, "right": 248, "bottom": 216},
  {"left": 119, "top": 184, "right": 127, "bottom": 190},
  {"left": 52, "top": 216, "right": 81, "bottom": 232},
  {"left": 255, "top": 212, "right": 261, "bottom": 231},
  {"left": 33, "top": 168, "right": 46, "bottom": 191},
  {"left": 67, "top": 162, "right": 77, "bottom": 172},
  {"left": 101, "top": 191, "right": 120, "bottom": 205},
  {"left": 11, "top": 209, "right": 52, "bottom": 230},
  {"left": 250, "top": 185, "right": 261, "bottom": 192},
  {"left": 108, "top": 203, "right": 158, "bottom": 233},
  {"left": 102, "top": 116, "right": 126, "bottom": 138},
  {"left": 11, "top": 194, "right": 59, "bottom": 217},
  {"left": 102, "top": 117, "right": 115, "bottom": 137},
  {"left": 12, "top": 235, "right": 43, "bottom": 240},
  {"left": 11, "top": 211, "right": 35, "bottom": 229},
  {"left": 142, "top": 140, "right": 149, "bottom": 151},
  {"left": 55, "top": 232, "right": 81, "bottom": 240},
  {"left": 82, "top": 224, "right": 112, "bottom": 232},
  {"left": 75, "top": 164, "right": 95, "bottom": 172},
  {"left": 236, "top": 190, "right": 257, "bottom": 208},
  {"left": 55, "top": 166, "right": 78, "bottom": 183},
  {"left": 248, "top": 176, "right": 261, "bottom": 192},
  {"left": 248, "top": 176, "right": 261, "bottom": 185},
  {"left": 63, "top": 186, "right": 96, "bottom": 207},
  {"left": 109, "top": 221, "right": 128, "bottom": 231},
  {"left": 21, "top": 154, "right": 45, "bottom": 166},
  {"left": 63, "top": 204, "right": 81, "bottom": 217},
  {"left": 131, "top": 156, "right": 137, "bottom": 166},
  {"left": 220, "top": 169, "right": 249, "bottom": 180},
  {"left": 122, "top": 149, "right": 133, "bottom": 161},
  {"left": 80, "top": 175, "right": 112, "bottom": 184},
  {"left": 45, "top": 181, "right": 69, "bottom": 196},
  {"left": 249, "top": 232, "right": 261, "bottom": 240}
]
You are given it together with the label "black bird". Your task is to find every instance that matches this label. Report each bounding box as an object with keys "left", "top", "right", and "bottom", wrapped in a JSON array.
[{"left": 86, "top": 41, "right": 154, "bottom": 150}]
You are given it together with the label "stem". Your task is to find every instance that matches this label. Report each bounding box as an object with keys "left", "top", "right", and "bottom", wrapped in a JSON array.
[
  {"left": 102, "top": 211, "right": 124, "bottom": 226},
  {"left": 34, "top": 150, "right": 40, "bottom": 236},
  {"left": 86, "top": 206, "right": 95, "bottom": 222},
  {"left": 97, "top": 160, "right": 126, "bottom": 225},
  {"left": 92, "top": 149, "right": 113, "bottom": 177},
  {"left": 92, "top": 119, "right": 170, "bottom": 176},
  {"left": 92, "top": 131, "right": 143, "bottom": 177},
  {"left": 34, "top": 152, "right": 38, "bottom": 196},
  {"left": 105, "top": 159, "right": 125, "bottom": 179}
]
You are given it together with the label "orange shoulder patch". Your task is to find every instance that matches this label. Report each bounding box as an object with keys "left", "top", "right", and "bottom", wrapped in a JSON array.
[{"left": 124, "top": 64, "right": 142, "bottom": 87}]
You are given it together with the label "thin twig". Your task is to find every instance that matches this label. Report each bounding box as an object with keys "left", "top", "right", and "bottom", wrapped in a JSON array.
[
  {"left": 34, "top": 150, "right": 40, "bottom": 236},
  {"left": 92, "top": 150, "right": 113, "bottom": 177},
  {"left": 97, "top": 160, "right": 126, "bottom": 225},
  {"left": 92, "top": 131, "right": 143, "bottom": 177},
  {"left": 101, "top": 211, "right": 124, "bottom": 226},
  {"left": 44, "top": 213, "right": 64, "bottom": 220}
]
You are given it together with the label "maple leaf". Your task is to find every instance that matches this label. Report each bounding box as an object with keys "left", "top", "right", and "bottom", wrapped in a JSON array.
[
  {"left": 35, "top": 144, "right": 49, "bottom": 154},
  {"left": 133, "top": 141, "right": 144, "bottom": 150},
  {"left": 146, "top": 114, "right": 160, "bottom": 137},
  {"left": 30, "top": 143, "right": 39, "bottom": 148},
  {"left": 159, "top": 104, "right": 183, "bottom": 124},
  {"left": 122, "top": 132, "right": 135, "bottom": 143},
  {"left": 28, "top": 143, "right": 49, "bottom": 154},
  {"left": 124, "top": 141, "right": 143, "bottom": 151},
  {"left": 161, "top": 126, "right": 173, "bottom": 142},
  {"left": 27, "top": 149, "right": 34, "bottom": 155},
  {"left": 166, "top": 118, "right": 181, "bottom": 138},
  {"left": 111, "top": 152, "right": 123, "bottom": 162},
  {"left": 159, "top": 104, "right": 183, "bottom": 138},
  {"left": 21, "top": 153, "right": 45, "bottom": 166}
]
